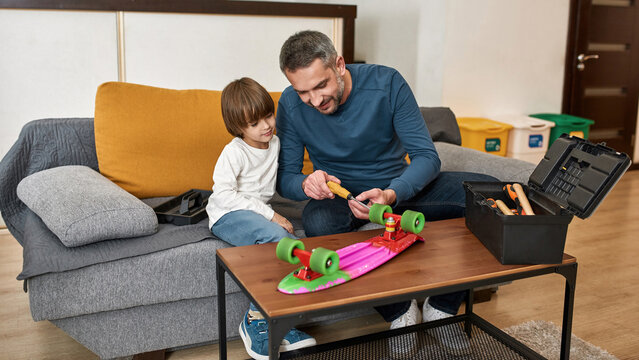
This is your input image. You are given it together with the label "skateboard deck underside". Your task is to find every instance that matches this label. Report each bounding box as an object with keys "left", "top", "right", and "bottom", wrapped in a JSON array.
[{"left": 277, "top": 236, "right": 420, "bottom": 294}]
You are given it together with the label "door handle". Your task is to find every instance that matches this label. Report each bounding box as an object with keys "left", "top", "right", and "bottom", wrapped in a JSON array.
[{"left": 577, "top": 53, "right": 599, "bottom": 71}]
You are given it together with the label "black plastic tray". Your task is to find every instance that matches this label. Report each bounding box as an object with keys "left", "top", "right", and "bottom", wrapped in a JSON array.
[
  {"left": 153, "top": 189, "right": 212, "bottom": 226},
  {"left": 464, "top": 134, "right": 630, "bottom": 264}
]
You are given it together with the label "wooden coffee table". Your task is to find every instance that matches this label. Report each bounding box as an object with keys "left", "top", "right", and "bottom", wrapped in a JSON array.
[{"left": 216, "top": 218, "right": 577, "bottom": 359}]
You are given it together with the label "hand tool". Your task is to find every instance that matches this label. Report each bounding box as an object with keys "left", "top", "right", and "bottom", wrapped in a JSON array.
[
  {"left": 503, "top": 183, "right": 535, "bottom": 215},
  {"left": 495, "top": 199, "right": 515, "bottom": 215},
  {"left": 512, "top": 183, "right": 535, "bottom": 215},
  {"left": 327, "top": 181, "right": 370, "bottom": 209},
  {"left": 485, "top": 197, "right": 515, "bottom": 215}
]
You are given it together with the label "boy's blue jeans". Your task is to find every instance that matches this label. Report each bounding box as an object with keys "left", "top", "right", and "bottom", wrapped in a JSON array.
[
  {"left": 211, "top": 210, "right": 296, "bottom": 247},
  {"left": 212, "top": 210, "right": 297, "bottom": 319},
  {"left": 302, "top": 171, "right": 498, "bottom": 320}
]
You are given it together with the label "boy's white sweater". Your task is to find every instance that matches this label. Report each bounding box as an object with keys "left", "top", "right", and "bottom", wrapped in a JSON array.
[{"left": 206, "top": 136, "right": 279, "bottom": 228}]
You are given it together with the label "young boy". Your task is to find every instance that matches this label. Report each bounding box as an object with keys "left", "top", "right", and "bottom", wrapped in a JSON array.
[{"left": 206, "top": 77, "right": 316, "bottom": 360}]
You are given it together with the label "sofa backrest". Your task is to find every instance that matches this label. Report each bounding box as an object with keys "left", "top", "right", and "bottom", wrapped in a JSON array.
[
  {"left": 93, "top": 83, "right": 458, "bottom": 198},
  {"left": 94, "top": 82, "right": 281, "bottom": 198}
]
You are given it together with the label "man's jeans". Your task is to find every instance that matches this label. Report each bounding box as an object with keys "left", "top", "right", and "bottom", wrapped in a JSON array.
[
  {"left": 302, "top": 171, "right": 498, "bottom": 320},
  {"left": 211, "top": 210, "right": 296, "bottom": 247}
]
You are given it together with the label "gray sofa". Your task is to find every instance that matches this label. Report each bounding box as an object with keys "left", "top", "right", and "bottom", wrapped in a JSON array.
[{"left": 0, "top": 107, "right": 536, "bottom": 359}]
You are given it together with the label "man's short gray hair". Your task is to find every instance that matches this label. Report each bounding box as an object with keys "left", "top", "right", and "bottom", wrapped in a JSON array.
[{"left": 279, "top": 30, "right": 337, "bottom": 73}]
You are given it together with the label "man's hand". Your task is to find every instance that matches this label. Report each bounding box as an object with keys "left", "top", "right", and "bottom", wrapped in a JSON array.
[
  {"left": 271, "top": 212, "right": 294, "bottom": 234},
  {"left": 348, "top": 188, "right": 397, "bottom": 220},
  {"left": 302, "top": 170, "right": 341, "bottom": 200}
]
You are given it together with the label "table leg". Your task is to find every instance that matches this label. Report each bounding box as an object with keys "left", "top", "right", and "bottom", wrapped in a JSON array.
[
  {"left": 464, "top": 288, "right": 474, "bottom": 336},
  {"left": 557, "top": 263, "right": 578, "bottom": 360},
  {"left": 268, "top": 319, "right": 286, "bottom": 360},
  {"left": 268, "top": 316, "right": 305, "bottom": 360},
  {"left": 216, "top": 258, "right": 227, "bottom": 360}
]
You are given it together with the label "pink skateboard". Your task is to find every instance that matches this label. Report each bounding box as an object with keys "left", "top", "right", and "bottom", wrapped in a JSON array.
[{"left": 276, "top": 204, "right": 425, "bottom": 294}]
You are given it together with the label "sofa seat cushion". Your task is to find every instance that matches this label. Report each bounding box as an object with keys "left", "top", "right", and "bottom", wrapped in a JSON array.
[
  {"left": 94, "top": 82, "right": 281, "bottom": 198},
  {"left": 16, "top": 165, "right": 158, "bottom": 247},
  {"left": 27, "top": 239, "right": 241, "bottom": 321}
]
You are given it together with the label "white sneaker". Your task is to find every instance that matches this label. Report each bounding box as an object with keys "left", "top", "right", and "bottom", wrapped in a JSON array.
[
  {"left": 422, "top": 298, "right": 471, "bottom": 355},
  {"left": 390, "top": 299, "right": 421, "bottom": 329},
  {"left": 388, "top": 299, "right": 421, "bottom": 358},
  {"left": 422, "top": 297, "right": 451, "bottom": 323}
]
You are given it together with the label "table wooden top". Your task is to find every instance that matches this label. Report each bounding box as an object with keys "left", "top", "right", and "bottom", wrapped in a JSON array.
[{"left": 217, "top": 218, "right": 575, "bottom": 319}]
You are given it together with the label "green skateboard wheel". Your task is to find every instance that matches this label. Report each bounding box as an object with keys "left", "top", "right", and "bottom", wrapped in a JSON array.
[
  {"left": 369, "top": 203, "right": 392, "bottom": 225},
  {"left": 276, "top": 237, "right": 305, "bottom": 265},
  {"left": 400, "top": 210, "right": 425, "bottom": 234},
  {"left": 309, "top": 247, "right": 340, "bottom": 275}
]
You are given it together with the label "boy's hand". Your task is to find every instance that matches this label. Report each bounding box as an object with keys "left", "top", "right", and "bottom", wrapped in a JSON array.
[
  {"left": 302, "top": 170, "right": 341, "bottom": 200},
  {"left": 272, "top": 212, "right": 294, "bottom": 234}
]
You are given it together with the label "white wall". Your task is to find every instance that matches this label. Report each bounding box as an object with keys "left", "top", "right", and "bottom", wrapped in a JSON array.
[
  {"left": 442, "top": 0, "right": 570, "bottom": 117},
  {"left": 123, "top": 13, "right": 334, "bottom": 91},
  {"left": 0, "top": 9, "right": 335, "bottom": 161},
  {"left": 0, "top": 10, "right": 118, "bottom": 158},
  {"left": 0, "top": 1, "right": 575, "bottom": 160},
  {"left": 267, "top": 0, "right": 570, "bottom": 113}
]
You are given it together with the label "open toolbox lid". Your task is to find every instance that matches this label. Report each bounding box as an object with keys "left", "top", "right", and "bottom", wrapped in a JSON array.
[{"left": 527, "top": 134, "right": 631, "bottom": 219}]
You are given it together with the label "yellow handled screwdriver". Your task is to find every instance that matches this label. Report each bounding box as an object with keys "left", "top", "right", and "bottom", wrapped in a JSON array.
[{"left": 326, "top": 181, "right": 370, "bottom": 209}]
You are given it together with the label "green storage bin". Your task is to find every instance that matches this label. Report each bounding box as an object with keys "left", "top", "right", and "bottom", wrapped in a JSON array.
[{"left": 529, "top": 113, "right": 594, "bottom": 145}]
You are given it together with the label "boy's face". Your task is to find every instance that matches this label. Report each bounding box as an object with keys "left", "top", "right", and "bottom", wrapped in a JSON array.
[
  {"left": 240, "top": 113, "right": 276, "bottom": 149},
  {"left": 285, "top": 57, "right": 345, "bottom": 115}
]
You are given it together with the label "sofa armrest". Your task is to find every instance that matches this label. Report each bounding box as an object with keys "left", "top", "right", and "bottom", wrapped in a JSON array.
[
  {"left": 0, "top": 118, "right": 97, "bottom": 244},
  {"left": 435, "top": 142, "right": 536, "bottom": 183}
]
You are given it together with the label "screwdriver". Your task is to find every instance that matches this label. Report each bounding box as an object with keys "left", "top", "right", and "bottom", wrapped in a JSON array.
[{"left": 326, "top": 181, "right": 370, "bottom": 209}]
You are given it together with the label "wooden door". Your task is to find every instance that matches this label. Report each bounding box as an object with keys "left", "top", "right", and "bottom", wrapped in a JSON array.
[{"left": 563, "top": 0, "right": 639, "bottom": 159}]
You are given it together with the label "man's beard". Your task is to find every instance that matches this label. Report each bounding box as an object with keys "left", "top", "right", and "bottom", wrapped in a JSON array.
[{"left": 312, "top": 71, "right": 344, "bottom": 115}]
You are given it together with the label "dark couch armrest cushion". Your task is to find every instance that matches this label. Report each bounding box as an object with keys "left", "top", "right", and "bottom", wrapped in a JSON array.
[
  {"left": 420, "top": 107, "right": 462, "bottom": 145},
  {"left": 16, "top": 165, "right": 158, "bottom": 247}
]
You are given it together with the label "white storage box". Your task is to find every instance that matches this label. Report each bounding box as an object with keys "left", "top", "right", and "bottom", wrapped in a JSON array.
[{"left": 492, "top": 115, "right": 555, "bottom": 164}]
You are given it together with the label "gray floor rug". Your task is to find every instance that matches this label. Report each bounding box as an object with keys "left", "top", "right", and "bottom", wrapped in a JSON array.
[{"left": 504, "top": 320, "right": 618, "bottom": 360}]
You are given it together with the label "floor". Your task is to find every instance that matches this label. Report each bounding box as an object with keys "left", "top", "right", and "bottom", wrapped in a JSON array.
[{"left": 1, "top": 170, "right": 638, "bottom": 359}]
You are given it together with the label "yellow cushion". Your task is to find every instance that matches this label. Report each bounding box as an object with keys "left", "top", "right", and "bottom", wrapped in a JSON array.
[{"left": 94, "top": 82, "right": 281, "bottom": 198}]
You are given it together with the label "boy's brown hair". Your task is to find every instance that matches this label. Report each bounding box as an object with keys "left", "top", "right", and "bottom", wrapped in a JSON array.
[{"left": 221, "top": 77, "right": 275, "bottom": 137}]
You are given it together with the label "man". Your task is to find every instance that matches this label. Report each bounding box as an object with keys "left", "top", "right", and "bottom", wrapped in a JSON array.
[{"left": 276, "top": 30, "right": 495, "bottom": 353}]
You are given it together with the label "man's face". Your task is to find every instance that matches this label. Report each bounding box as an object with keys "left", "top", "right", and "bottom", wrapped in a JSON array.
[{"left": 284, "top": 57, "right": 345, "bottom": 115}]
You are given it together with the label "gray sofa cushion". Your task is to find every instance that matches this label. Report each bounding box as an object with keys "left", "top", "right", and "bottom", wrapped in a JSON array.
[
  {"left": 421, "top": 106, "right": 462, "bottom": 145},
  {"left": 435, "top": 142, "right": 536, "bottom": 183},
  {"left": 16, "top": 165, "right": 158, "bottom": 247}
]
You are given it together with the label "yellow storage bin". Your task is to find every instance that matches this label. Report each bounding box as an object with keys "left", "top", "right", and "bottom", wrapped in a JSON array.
[{"left": 457, "top": 117, "right": 513, "bottom": 157}]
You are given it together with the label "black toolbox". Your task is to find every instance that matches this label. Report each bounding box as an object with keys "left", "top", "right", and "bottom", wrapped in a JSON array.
[
  {"left": 153, "top": 189, "right": 212, "bottom": 226},
  {"left": 463, "top": 134, "right": 631, "bottom": 264}
]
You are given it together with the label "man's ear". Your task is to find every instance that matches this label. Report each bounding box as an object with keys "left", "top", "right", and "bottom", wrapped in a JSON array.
[{"left": 335, "top": 56, "right": 346, "bottom": 76}]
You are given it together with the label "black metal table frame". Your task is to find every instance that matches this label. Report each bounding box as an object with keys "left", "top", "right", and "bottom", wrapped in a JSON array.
[{"left": 216, "top": 255, "right": 577, "bottom": 360}]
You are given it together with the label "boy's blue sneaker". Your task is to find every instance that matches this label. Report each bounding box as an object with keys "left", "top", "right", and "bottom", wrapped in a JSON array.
[
  {"left": 280, "top": 327, "right": 317, "bottom": 351},
  {"left": 239, "top": 311, "right": 316, "bottom": 360}
]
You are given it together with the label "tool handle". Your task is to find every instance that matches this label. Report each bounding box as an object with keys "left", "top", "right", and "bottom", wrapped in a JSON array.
[
  {"left": 513, "top": 183, "right": 535, "bottom": 215},
  {"left": 327, "top": 181, "right": 352, "bottom": 200},
  {"left": 495, "top": 200, "right": 515, "bottom": 215},
  {"left": 503, "top": 184, "right": 526, "bottom": 215}
]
